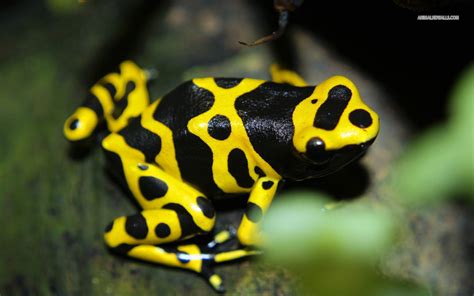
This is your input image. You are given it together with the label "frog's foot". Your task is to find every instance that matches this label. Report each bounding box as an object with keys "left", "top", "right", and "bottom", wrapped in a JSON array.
[
  {"left": 206, "top": 226, "right": 237, "bottom": 249},
  {"left": 206, "top": 227, "right": 263, "bottom": 260},
  {"left": 199, "top": 246, "right": 262, "bottom": 293}
]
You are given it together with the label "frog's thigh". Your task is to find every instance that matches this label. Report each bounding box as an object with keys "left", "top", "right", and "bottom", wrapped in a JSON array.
[
  {"left": 103, "top": 155, "right": 216, "bottom": 268},
  {"left": 101, "top": 137, "right": 215, "bottom": 235},
  {"left": 270, "top": 63, "right": 307, "bottom": 87},
  {"left": 237, "top": 178, "right": 279, "bottom": 246},
  {"left": 104, "top": 156, "right": 216, "bottom": 239}
]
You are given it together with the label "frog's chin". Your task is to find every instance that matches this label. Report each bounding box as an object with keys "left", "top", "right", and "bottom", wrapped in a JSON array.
[{"left": 295, "top": 138, "right": 375, "bottom": 180}]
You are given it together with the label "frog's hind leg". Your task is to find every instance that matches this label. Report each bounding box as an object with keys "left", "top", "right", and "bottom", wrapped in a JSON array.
[
  {"left": 104, "top": 209, "right": 225, "bottom": 290},
  {"left": 270, "top": 63, "right": 307, "bottom": 86},
  {"left": 101, "top": 133, "right": 226, "bottom": 290}
]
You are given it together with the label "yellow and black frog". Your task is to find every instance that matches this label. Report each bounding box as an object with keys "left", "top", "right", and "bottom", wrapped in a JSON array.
[{"left": 64, "top": 61, "right": 379, "bottom": 292}]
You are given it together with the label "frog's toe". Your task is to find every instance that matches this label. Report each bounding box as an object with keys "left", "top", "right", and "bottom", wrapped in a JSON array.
[
  {"left": 209, "top": 274, "right": 225, "bottom": 293},
  {"left": 207, "top": 226, "right": 238, "bottom": 249},
  {"left": 201, "top": 264, "right": 226, "bottom": 293}
]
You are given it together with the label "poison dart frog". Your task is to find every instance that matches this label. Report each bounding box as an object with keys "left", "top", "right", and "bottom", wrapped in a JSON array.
[{"left": 64, "top": 61, "right": 379, "bottom": 292}]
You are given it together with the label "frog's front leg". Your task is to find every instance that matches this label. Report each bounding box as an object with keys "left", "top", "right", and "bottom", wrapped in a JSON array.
[
  {"left": 270, "top": 64, "right": 307, "bottom": 86},
  {"left": 237, "top": 177, "right": 280, "bottom": 246}
]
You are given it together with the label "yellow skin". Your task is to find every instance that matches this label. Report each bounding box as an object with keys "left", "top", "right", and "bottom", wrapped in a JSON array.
[{"left": 64, "top": 61, "right": 379, "bottom": 292}]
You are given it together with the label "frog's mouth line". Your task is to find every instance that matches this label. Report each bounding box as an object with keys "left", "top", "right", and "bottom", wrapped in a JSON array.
[{"left": 296, "top": 137, "right": 376, "bottom": 178}]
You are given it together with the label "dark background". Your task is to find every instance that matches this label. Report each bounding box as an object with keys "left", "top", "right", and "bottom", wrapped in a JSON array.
[{"left": 257, "top": 0, "right": 473, "bottom": 130}]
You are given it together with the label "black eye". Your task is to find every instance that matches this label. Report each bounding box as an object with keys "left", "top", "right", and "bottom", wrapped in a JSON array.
[
  {"left": 349, "top": 109, "right": 372, "bottom": 128},
  {"left": 306, "top": 137, "right": 331, "bottom": 164},
  {"left": 69, "top": 119, "right": 79, "bottom": 130}
]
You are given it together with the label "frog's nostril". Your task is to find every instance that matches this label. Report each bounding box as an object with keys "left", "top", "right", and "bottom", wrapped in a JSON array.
[
  {"left": 69, "top": 118, "right": 80, "bottom": 130},
  {"left": 306, "top": 137, "right": 330, "bottom": 164}
]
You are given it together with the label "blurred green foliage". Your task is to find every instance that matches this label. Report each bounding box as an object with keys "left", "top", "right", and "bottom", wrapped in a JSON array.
[
  {"left": 261, "top": 65, "right": 473, "bottom": 295},
  {"left": 263, "top": 194, "right": 427, "bottom": 296},
  {"left": 394, "top": 64, "right": 474, "bottom": 206}
]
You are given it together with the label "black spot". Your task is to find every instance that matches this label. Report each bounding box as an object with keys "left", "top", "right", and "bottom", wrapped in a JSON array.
[
  {"left": 83, "top": 92, "right": 104, "bottom": 117},
  {"left": 314, "top": 85, "right": 352, "bottom": 130},
  {"left": 262, "top": 181, "right": 274, "bottom": 190},
  {"left": 105, "top": 222, "right": 113, "bottom": 232},
  {"left": 112, "top": 81, "right": 136, "bottom": 120},
  {"left": 177, "top": 251, "right": 190, "bottom": 264},
  {"left": 311, "top": 99, "right": 318, "bottom": 104},
  {"left": 254, "top": 166, "right": 266, "bottom": 177},
  {"left": 101, "top": 82, "right": 117, "bottom": 99},
  {"left": 119, "top": 116, "right": 162, "bottom": 163},
  {"left": 112, "top": 243, "right": 135, "bottom": 254},
  {"left": 228, "top": 148, "right": 255, "bottom": 188},
  {"left": 139, "top": 176, "right": 168, "bottom": 200},
  {"left": 153, "top": 81, "right": 223, "bottom": 196},
  {"left": 163, "top": 203, "right": 205, "bottom": 239},
  {"left": 196, "top": 196, "right": 215, "bottom": 218},
  {"left": 155, "top": 223, "right": 171, "bottom": 238},
  {"left": 235, "top": 82, "right": 315, "bottom": 174},
  {"left": 245, "top": 202, "right": 263, "bottom": 223},
  {"left": 349, "top": 109, "right": 373, "bottom": 128},
  {"left": 207, "top": 115, "right": 231, "bottom": 140},
  {"left": 69, "top": 119, "right": 79, "bottom": 130},
  {"left": 214, "top": 78, "right": 242, "bottom": 89},
  {"left": 125, "top": 214, "right": 148, "bottom": 239}
]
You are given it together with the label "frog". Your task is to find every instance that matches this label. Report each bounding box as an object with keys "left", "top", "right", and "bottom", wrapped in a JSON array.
[{"left": 63, "top": 61, "right": 379, "bottom": 292}]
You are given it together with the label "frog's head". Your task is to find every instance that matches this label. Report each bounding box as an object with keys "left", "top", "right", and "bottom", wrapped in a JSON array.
[{"left": 292, "top": 76, "right": 379, "bottom": 177}]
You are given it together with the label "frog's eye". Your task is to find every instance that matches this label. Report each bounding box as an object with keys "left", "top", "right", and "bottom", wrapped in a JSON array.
[
  {"left": 349, "top": 109, "right": 373, "bottom": 128},
  {"left": 305, "top": 137, "right": 332, "bottom": 164}
]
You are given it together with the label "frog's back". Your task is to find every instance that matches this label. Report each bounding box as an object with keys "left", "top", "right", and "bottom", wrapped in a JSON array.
[{"left": 147, "top": 78, "right": 315, "bottom": 197}]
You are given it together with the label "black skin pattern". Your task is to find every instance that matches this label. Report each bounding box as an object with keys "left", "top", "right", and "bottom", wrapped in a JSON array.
[
  {"left": 314, "top": 85, "right": 352, "bottom": 130},
  {"left": 101, "top": 82, "right": 117, "bottom": 99},
  {"left": 102, "top": 149, "right": 127, "bottom": 188},
  {"left": 349, "top": 109, "right": 373, "bottom": 128},
  {"left": 112, "top": 81, "right": 136, "bottom": 120},
  {"left": 254, "top": 166, "right": 266, "bottom": 177},
  {"left": 207, "top": 114, "right": 232, "bottom": 140},
  {"left": 153, "top": 81, "right": 224, "bottom": 197},
  {"left": 155, "top": 223, "right": 171, "bottom": 238},
  {"left": 119, "top": 115, "right": 162, "bottom": 164},
  {"left": 125, "top": 213, "right": 149, "bottom": 239},
  {"left": 196, "top": 196, "right": 215, "bottom": 218},
  {"left": 214, "top": 78, "right": 242, "bottom": 89},
  {"left": 82, "top": 92, "right": 104, "bottom": 117},
  {"left": 245, "top": 202, "right": 263, "bottom": 223},
  {"left": 69, "top": 119, "right": 79, "bottom": 130},
  {"left": 227, "top": 148, "right": 255, "bottom": 188},
  {"left": 138, "top": 176, "right": 169, "bottom": 200},
  {"left": 235, "top": 82, "right": 315, "bottom": 175},
  {"left": 162, "top": 203, "right": 205, "bottom": 238},
  {"left": 112, "top": 243, "right": 135, "bottom": 254},
  {"left": 262, "top": 180, "right": 274, "bottom": 189}
]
